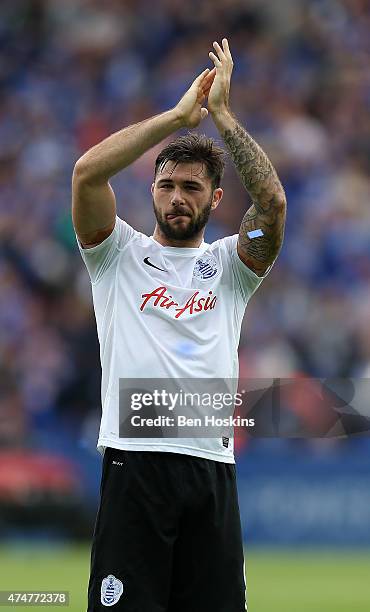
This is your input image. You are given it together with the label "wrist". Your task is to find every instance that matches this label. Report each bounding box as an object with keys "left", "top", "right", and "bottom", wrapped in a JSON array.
[
  {"left": 210, "top": 105, "right": 231, "bottom": 119},
  {"left": 210, "top": 106, "right": 234, "bottom": 129},
  {"left": 171, "top": 105, "right": 188, "bottom": 130}
]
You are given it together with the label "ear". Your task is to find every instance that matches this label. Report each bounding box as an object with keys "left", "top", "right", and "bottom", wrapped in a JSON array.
[
  {"left": 211, "top": 187, "right": 223, "bottom": 210},
  {"left": 151, "top": 182, "right": 155, "bottom": 196}
]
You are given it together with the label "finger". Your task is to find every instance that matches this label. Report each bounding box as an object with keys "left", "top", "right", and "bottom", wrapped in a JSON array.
[
  {"left": 209, "top": 51, "right": 221, "bottom": 67},
  {"left": 200, "top": 107, "right": 208, "bottom": 120},
  {"left": 222, "top": 38, "right": 231, "bottom": 57},
  {"left": 213, "top": 40, "right": 226, "bottom": 61},
  {"left": 197, "top": 88, "right": 206, "bottom": 104},
  {"left": 202, "top": 68, "right": 216, "bottom": 89},
  {"left": 202, "top": 82, "right": 214, "bottom": 97},
  {"left": 203, "top": 67, "right": 216, "bottom": 81},
  {"left": 222, "top": 38, "right": 233, "bottom": 62},
  {"left": 193, "top": 68, "right": 210, "bottom": 84},
  {"left": 202, "top": 72, "right": 215, "bottom": 91}
]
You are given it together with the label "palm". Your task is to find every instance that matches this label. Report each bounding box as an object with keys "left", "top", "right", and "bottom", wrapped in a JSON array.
[
  {"left": 176, "top": 69, "right": 212, "bottom": 128},
  {"left": 178, "top": 87, "right": 203, "bottom": 128},
  {"left": 208, "top": 73, "right": 229, "bottom": 113}
]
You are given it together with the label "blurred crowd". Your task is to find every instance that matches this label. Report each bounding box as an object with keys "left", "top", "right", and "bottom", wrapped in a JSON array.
[{"left": 1, "top": 0, "right": 370, "bottom": 448}]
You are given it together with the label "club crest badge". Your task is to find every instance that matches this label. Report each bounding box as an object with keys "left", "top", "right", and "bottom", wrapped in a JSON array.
[
  {"left": 193, "top": 255, "right": 219, "bottom": 281},
  {"left": 101, "top": 575, "right": 123, "bottom": 607}
]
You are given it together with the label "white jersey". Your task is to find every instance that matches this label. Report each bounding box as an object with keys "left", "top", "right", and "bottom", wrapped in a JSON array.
[{"left": 77, "top": 215, "right": 266, "bottom": 463}]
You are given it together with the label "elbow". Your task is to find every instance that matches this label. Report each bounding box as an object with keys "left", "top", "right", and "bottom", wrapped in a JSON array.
[
  {"left": 275, "top": 192, "right": 287, "bottom": 210},
  {"left": 73, "top": 157, "right": 107, "bottom": 187},
  {"left": 73, "top": 157, "right": 91, "bottom": 183}
]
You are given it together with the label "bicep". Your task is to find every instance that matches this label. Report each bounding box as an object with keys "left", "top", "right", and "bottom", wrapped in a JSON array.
[
  {"left": 72, "top": 165, "right": 117, "bottom": 247},
  {"left": 237, "top": 196, "right": 286, "bottom": 277}
]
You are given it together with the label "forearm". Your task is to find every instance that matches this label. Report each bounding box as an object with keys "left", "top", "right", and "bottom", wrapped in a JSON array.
[
  {"left": 212, "top": 109, "right": 286, "bottom": 206},
  {"left": 212, "top": 108, "right": 286, "bottom": 276},
  {"left": 74, "top": 108, "right": 183, "bottom": 182}
]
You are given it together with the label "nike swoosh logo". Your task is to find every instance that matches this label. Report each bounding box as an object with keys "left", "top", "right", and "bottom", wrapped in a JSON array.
[{"left": 143, "top": 257, "right": 167, "bottom": 272}]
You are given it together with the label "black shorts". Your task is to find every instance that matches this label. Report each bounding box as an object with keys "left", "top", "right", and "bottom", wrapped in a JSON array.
[{"left": 87, "top": 448, "right": 247, "bottom": 612}]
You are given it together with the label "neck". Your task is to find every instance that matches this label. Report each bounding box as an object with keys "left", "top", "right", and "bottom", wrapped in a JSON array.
[{"left": 152, "top": 225, "right": 204, "bottom": 248}]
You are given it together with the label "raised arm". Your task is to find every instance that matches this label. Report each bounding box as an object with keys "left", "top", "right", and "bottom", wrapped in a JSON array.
[
  {"left": 72, "top": 68, "right": 215, "bottom": 247},
  {"left": 208, "top": 39, "right": 287, "bottom": 276}
]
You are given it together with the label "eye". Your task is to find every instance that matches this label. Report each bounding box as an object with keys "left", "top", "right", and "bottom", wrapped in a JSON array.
[{"left": 159, "top": 184, "right": 172, "bottom": 189}]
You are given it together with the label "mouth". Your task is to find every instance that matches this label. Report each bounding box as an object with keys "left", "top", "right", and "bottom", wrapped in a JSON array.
[{"left": 166, "top": 213, "right": 190, "bottom": 220}]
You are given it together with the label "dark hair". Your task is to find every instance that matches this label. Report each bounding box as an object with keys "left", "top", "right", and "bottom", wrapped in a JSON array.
[{"left": 154, "top": 133, "right": 226, "bottom": 190}]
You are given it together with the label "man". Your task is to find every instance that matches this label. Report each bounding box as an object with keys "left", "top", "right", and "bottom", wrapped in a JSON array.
[{"left": 73, "top": 39, "right": 286, "bottom": 612}]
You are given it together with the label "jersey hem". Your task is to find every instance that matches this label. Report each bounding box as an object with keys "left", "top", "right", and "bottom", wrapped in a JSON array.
[{"left": 97, "top": 438, "right": 235, "bottom": 464}]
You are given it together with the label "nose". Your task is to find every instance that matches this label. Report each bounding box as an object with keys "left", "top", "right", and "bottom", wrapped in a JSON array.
[{"left": 171, "top": 187, "right": 185, "bottom": 206}]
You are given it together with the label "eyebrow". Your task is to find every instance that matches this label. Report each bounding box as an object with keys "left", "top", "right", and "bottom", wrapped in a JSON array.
[{"left": 156, "top": 178, "right": 203, "bottom": 187}]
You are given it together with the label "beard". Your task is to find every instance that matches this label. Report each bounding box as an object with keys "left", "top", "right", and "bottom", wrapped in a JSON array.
[{"left": 153, "top": 197, "right": 213, "bottom": 241}]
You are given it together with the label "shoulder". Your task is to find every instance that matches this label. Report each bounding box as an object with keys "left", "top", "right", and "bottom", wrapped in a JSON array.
[
  {"left": 207, "top": 234, "right": 271, "bottom": 287},
  {"left": 206, "top": 234, "right": 238, "bottom": 258}
]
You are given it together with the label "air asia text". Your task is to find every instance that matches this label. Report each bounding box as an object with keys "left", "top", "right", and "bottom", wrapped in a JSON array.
[{"left": 140, "top": 286, "right": 217, "bottom": 318}]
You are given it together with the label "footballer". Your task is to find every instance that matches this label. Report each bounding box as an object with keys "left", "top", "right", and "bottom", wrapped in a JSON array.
[{"left": 73, "top": 38, "right": 286, "bottom": 612}]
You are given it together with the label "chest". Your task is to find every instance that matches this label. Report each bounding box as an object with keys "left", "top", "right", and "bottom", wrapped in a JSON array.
[{"left": 116, "top": 244, "right": 230, "bottom": 322}]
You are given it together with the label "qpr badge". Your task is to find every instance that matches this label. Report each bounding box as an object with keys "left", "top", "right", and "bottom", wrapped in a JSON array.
[
  {"left": 101, "top": 574, "right": 123, "bottom": 607},
  {"left": 193, "top": 254, "right": 219, "bottom": 281}
]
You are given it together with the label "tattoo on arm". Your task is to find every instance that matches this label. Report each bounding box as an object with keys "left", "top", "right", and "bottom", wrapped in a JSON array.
[
  {"left": 222, "top": 122, "right": 287, "bottom": 276},
  {"left": 238, "top": 201, "right": 285, "bottom": 274}
]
